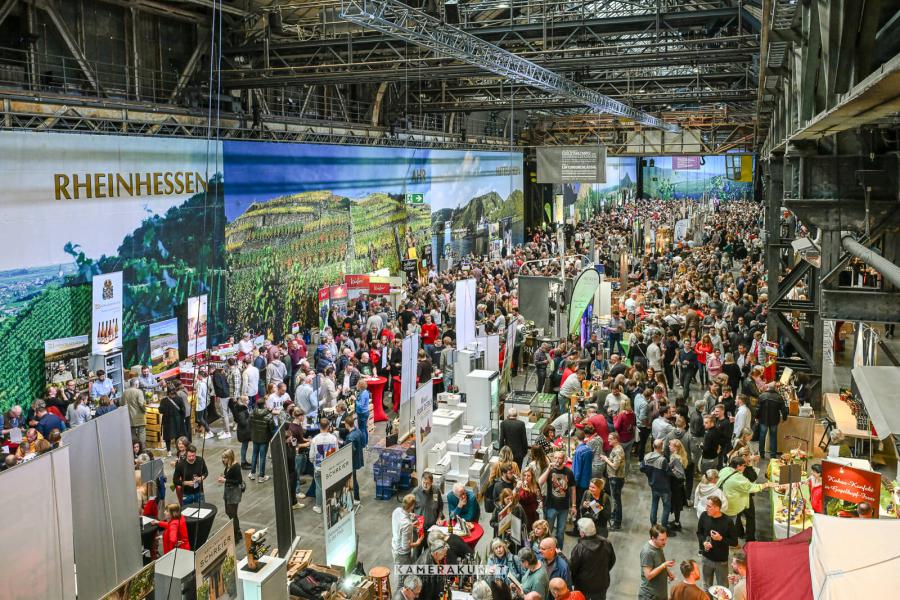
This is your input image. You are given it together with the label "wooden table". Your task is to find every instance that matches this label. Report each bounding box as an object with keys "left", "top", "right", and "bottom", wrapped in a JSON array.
[
  {"left": 824, "top": 392, "right": 875, "bottom": 460},
  {"left": 824, "top": 393, "right": 876, "bottom": 440}
]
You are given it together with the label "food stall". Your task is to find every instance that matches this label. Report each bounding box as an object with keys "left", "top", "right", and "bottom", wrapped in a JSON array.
[
  {"left": 850, "top": 366, "right": 900, "bottom": 473},
  {"left": 767, "top": 450, "right": 814, "bottom": 538}
]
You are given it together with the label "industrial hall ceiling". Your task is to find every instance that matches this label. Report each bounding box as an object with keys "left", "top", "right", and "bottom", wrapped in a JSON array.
[{"left": 6, "top": 1, "right": 897, "bottom": 154}]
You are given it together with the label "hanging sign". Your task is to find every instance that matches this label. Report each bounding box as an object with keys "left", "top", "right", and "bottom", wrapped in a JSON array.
[{"left": 92, "top": 271, "right": 123, "bottom": 354}]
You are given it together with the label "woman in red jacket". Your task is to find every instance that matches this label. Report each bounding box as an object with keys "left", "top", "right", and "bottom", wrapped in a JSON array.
[
  {"left": 694, "top": 334, "right": 714, "bottom": 387},
  {"left": 155, "top": 503, "right": 191, "bottom": 554}
]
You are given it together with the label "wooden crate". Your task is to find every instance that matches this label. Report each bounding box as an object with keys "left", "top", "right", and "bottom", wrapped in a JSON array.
[{"left": 286, "top": 549, "right": 313, "bottom": 579}]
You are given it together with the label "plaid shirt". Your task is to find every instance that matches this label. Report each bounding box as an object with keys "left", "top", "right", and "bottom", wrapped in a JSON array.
[{"left": 228, "top": 366, "right": 242, "bottom": 399}]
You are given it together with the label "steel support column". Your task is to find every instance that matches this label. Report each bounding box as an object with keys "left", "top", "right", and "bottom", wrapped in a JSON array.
[{"left": 39, "top": 0, "right": 102, "bottom": 94}]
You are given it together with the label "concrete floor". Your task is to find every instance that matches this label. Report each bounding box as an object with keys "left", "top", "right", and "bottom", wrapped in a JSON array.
[{"left": 153, "top": 379, "right": 777, "bottom": 597}]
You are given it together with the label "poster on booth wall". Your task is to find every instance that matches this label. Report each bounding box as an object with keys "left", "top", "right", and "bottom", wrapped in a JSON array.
[
  {"left": 320, "top": 444, "right": 357, "bottom": 571},
  {"left": 194, "top": 522, "right": 238, "bottom": 600},
  {"left": 186, "top": 294, "right": 208, "bottom": 356},
  {"left": 92, "top": 271, "right": 123, "bottom": 354},
  {"left": 330, "top": 284, "right": 348, "bottom": 324},
  {"left": 148, "top": 318, "right": 180, "bottom": 377},
  {"left": 822, "top": 460, "right": 882, "bottom": 518},
  {"left": 345, "top": 274, "right": 370, "bottom": 301},
  {"left": 318, "top": 286, "right": 330, "bottom": 331},
  {"left": 414, "top": 380, "right": 434, "bottom": 479}
]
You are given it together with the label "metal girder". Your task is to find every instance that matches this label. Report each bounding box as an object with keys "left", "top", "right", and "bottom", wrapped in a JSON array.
[
  {"left": 770, "top": 262, "right": 812, "bottom": 307},
  {"left": 229, "top": 6, "right": 747, "bottom": 55},
  {"left": 339, "top": 0, "right": 679, "bottom": 132},
  {"left": 175, "top": 0, "right": 248, "bottom": 17},
  {"left": 0, "top": 98, "right": 510, "bottom": 150},
  {"left": 783, "top": 199, "right": 900, "bottom": 232},
  {"left": 0, "top": 0, "right": 17, "bottom": 28},
  {"left": 772, "top": 311, "right": 816, "bottom": 369},
  {"left": 38, "top": 0, "right": 101, "bottom": 94},
  {"left": 820, "top": 290, "right": 900, "bottom": 323},
  {"left": 170, "top": 38, "right": 211, "bottom": 102}
]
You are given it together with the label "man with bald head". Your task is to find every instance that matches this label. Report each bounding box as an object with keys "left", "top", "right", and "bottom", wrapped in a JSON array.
[{"left": 548, "top": 578, "right": 585, "bottom": 600}]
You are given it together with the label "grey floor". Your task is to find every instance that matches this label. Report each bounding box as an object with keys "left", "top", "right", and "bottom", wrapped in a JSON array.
[{"left": 153, "top": 380, "right": 776, "bottom": 598}]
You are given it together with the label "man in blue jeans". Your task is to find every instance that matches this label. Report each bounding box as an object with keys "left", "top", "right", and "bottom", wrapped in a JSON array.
[
  {"left": 640, "top": 439, "right": 674, "bottom": 534},
  {"left": 757, "top": 383, "right": 788, "bottom": 459},
  {"left": 249, "top": 403, "right": 275, "bottom": 483},
  {"left": 539, "top": 450, "right": 577, "bottom": 550}
]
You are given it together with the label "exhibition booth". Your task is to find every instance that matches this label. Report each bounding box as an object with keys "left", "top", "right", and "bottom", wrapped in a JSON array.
[{"left": 745, "top": 514, "right": 900, "bottom": 600}]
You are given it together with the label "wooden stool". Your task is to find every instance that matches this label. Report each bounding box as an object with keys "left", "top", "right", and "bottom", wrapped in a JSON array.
[{"left": 369, "top": 566, "right": 392, "bottom": 600}]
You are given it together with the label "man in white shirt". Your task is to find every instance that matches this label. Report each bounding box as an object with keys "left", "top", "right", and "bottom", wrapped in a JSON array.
[
  {"left": 266, "top": 383, "right": 290, "bottom": 425},
  {"left": 732, "top": 394, "right": 751, "bottom": 442},
  {"left": 241, "top": 355, "right": 260, "bottom": 407},
  {"left": 237, "top": 332, "right": 255, "bottom": 357},
  {"left": 195, "top": 368, "right": 214, "bottom": 439},
  {"left": 391, "top": 494, "right": 423, "bottom": 570},
  {"left": 309, "top": 418, "right": 340, "bottom": 513},
  {"left": 647, "top": 334, "right": 663, "bottom": 372}
]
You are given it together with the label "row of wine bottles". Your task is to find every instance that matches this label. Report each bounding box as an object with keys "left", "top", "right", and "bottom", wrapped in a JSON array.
[{"left": 96, "top": 319, "right": 119, "bottom": 344}]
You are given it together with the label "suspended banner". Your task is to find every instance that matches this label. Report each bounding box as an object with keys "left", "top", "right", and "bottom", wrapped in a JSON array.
[
  {"left": 400, "top": 333, "right": 419, "bottom": 408},
  {"left": 186, "top": 294, "right": 208, "bottom": 356},
  {"left": 568, "top": 268, "right": 601, "bottom": 334},
  {"left": 536, "top": 146, "right": 607, "bottom": 183},
  {"left": 92, "top": 271, "right": 123, "bottom": 354},
  {"left": 455, "top": 278, "right": 477, "bottom": 351},
  {"left": 320, "top": 444, "right": 357, "bottom": 570},
  {"left": 414, "top": 380, "right": 434, "bottom": 479},
  {"left": 672, "top": 156, "right": 701, "bottom": 170}
]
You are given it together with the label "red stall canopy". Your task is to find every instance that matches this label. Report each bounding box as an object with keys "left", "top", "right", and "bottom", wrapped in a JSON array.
[{"left": 745, "top": 528, "right": 812, "bottom": 600}]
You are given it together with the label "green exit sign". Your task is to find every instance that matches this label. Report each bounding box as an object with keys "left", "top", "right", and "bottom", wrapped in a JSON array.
[{"left": 406, "top": 193, "right": 424, "bottom": 204}]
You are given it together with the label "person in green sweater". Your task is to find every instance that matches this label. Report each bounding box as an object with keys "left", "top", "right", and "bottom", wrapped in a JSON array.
[
  {"left": 512, "top": 547, "right": 549, "bottom": 599},
  {"left": 717, "top": 455, "right": 777, "bottom": 519}
]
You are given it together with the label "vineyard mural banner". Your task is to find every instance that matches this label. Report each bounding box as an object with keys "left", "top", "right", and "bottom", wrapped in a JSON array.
[
  {"left": 0, "top": 131, "right": 225, "bottom": 412},
  {"left": 222, "top": 141, "right": 523, "bottom": 336},
  {"left": 641, "top": 155, "right": 754, "bottom": 200},
  {"left": 560, "top": 156, "right": 638, "bottom": 222}
]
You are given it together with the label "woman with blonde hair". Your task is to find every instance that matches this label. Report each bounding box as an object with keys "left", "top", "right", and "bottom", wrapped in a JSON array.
[
  {"left": 668, "top": 438, "right": 688, "bottom": 531},
  {"left": 217, "top": 448, "right": 244, "bottom": 539},
  {"left": 528, "top": 519, "right": 551, "bottom": 555}
]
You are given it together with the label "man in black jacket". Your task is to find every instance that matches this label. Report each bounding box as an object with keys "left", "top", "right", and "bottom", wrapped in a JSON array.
[
  {"left": 570, "top": 518, "right": 616, "bottom": 600},
  {"left": 757, "top": 382, "right": 788, "bottom": 459},
  {"left": 174, "top": 445, "right": 208, "bottom": 505},
  {"left": 499, "top": 407, "right": 529, "bottom": 466},
  {"left": 249, "top": 404, "right": 275, "bottom": 482},
  {"left": 416, "top": 539, "right": 449, "bottom": 600},
  {"left": 696, "top": 496, "right": 737, "bottom": 588}
]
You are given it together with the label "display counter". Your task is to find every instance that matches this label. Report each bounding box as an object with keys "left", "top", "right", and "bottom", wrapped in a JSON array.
[{"left": 767, "top": 457, "right": 813, "bottom": 538}]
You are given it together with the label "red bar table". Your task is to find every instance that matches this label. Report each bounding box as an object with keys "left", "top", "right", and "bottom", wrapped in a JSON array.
[{"left": 367, "top": 375, "right": 389, "bottom": 422}]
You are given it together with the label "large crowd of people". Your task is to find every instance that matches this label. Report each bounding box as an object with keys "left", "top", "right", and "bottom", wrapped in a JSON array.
[{"left": 4, "top": 196, "right": 804, "bottom": 599}]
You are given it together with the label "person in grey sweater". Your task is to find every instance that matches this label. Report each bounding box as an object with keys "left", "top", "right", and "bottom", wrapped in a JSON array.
[{"left": 414, "top": 472, "right": 444, "bottom": 532}]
